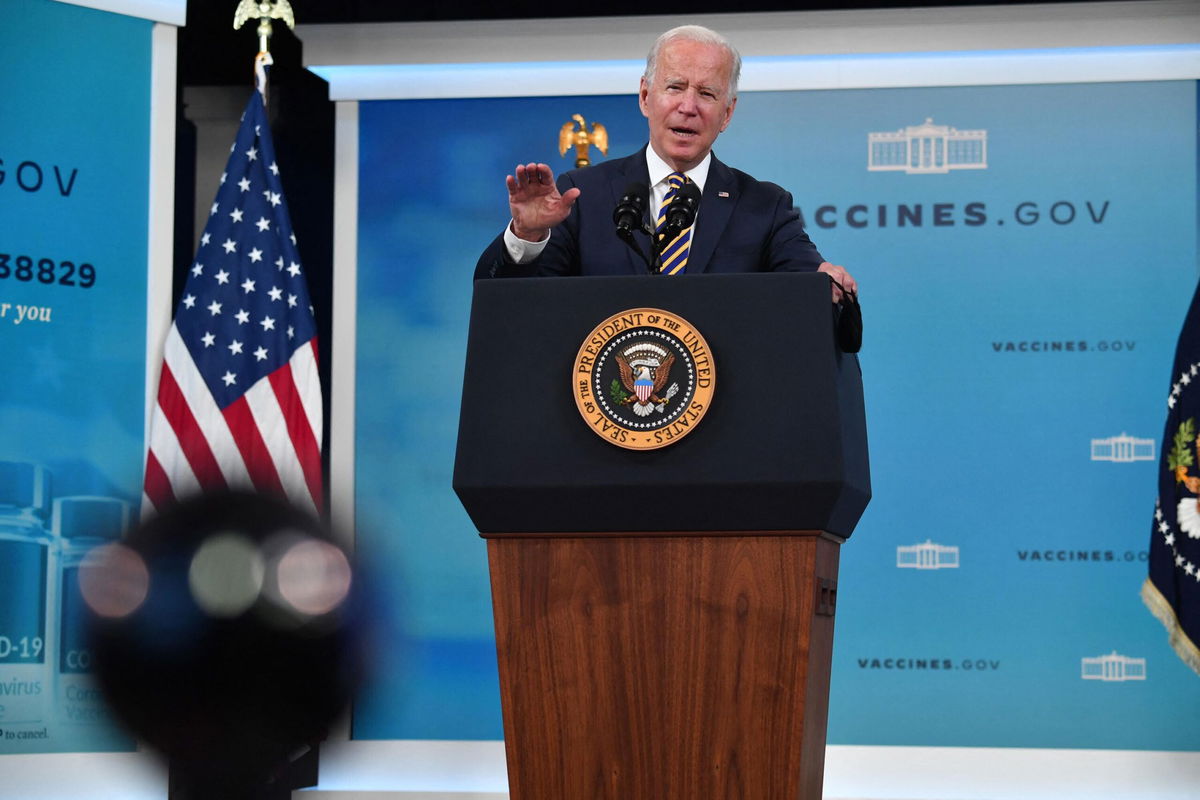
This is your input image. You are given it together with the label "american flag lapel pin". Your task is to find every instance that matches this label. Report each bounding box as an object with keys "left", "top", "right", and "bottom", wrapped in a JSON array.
[{"left": 717, "top": 191, "right": 730, "bottom": 198}]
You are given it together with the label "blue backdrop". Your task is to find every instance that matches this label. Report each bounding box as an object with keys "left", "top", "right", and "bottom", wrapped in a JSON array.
[
  {"left": 0, "top": 0, "right": 151, "bottom": 754},
  {"left": 353, "top": 80, "right": 1200, "bottom": 749}
]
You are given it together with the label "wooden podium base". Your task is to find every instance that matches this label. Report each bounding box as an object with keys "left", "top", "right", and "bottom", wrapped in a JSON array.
[{"left": 485, "top": 532, "right": 841, "bottom": 800}]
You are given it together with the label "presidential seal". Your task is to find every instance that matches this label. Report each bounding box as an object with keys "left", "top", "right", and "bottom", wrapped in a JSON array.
[{"left": 573, "top": 308, "right": 715, "bottom": 450}]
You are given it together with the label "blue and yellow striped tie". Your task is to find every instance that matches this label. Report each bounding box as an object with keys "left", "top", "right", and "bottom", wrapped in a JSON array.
[{"left": 656, "top": 172, "right": 692, "bottom": 275}]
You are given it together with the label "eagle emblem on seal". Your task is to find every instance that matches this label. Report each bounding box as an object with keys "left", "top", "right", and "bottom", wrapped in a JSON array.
[{"left": 615, "top": 342, "right": 679, "bottom": 417}]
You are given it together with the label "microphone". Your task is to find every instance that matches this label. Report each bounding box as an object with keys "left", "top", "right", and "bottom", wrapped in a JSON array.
[
  {"left": 662, "top": 181, "right": 701, "bottom": 238},
  {"left": 613, "top": 182, "right": 653, "bottom": 272},
  {"left": 613, "top": 182, "right": 648, "bottom": 235},
  {"left": 655, "top": 182, "right": 702, "bottom": 269}
]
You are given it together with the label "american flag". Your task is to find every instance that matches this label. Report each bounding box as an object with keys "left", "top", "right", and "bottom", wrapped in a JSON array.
[
  {"left": 1145, "top": 277, "right": 1200, "bottom": 676},
  {"left": 143, "top": 89, "right": 322, "bottom": 515}
]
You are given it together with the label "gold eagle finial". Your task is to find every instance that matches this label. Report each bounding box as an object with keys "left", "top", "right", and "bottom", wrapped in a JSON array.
[
  {"left": 558, "top": 114, "right": 609, "bottom": 169},
  {"left": 233, "top": 0, "right": 295, "bottom": 55}
]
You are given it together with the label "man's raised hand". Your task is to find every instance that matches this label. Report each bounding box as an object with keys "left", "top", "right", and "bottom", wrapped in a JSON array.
[{"left": 507, "top": 163, "right": 581, "bottom": 242}]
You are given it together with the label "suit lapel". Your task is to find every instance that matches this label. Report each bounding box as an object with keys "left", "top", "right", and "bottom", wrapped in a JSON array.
[
  {"left": 607, "top": 149, "right": 652, "bottom": 275},
  {"left": 688, "top": 154, "right": 736, "bottom": 274}
]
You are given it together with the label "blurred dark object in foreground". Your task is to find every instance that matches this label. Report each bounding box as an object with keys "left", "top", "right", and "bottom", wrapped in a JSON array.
[{"left": 82, "top": 491, "right": 362, "bottom": 800}]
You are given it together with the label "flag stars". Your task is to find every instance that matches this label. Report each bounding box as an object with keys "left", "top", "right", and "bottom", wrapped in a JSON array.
[
  {"left": 1169, "top": 396, "right": 1177, "bottom": 409},
  {"left": 171, "top": 107, "right": 312, "bottom": 427},
  {"left": 1176, "top": 554, "right": 1186, "bottom": 566},
  {"left": 1159, "top": 521, "right": 1170, "bottom": 535},
  {"left": 1183, "top": 373, "right": 1193, "bottom": 386},
  {"left": 1166, "top": 533, "right": 1176, "bottom": 546},
  {"left": 1186, "top": 562, "right": 1196, "bottom": 577}
]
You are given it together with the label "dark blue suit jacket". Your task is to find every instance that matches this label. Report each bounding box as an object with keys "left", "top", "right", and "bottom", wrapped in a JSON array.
[{"left": 474, "top": 148, "right": 826, "bottom": 279}]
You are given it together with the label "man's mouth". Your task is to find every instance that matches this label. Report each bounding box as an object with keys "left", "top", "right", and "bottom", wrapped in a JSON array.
[{"left": 670, "top": 126, "right": 698, "bottom": 138}]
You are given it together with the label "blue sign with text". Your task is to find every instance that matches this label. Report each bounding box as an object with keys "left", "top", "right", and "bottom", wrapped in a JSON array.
[
  {"left": 0, "top": 0, "right": 152, "bottom": 754},
  {"left": 353, "top": 80, "right": 1199, "bottom": 749}
]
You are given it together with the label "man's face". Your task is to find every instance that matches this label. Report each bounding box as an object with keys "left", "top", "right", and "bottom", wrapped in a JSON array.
[{"left": 639, "top": 39, "right": 737, "bottom": 173}]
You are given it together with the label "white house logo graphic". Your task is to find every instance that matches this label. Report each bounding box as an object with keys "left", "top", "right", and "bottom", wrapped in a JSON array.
[
  {"left": 897, "top": 540, "right": 959, "bottom": 569},
  {"left": 1081, "top": 651, "right": 1146, "bottom": 681},
  {"left": 868, "top": 118, "right": 987, "bottom": 174},
  {"left": 1090, "top": 433, "right": 1155, "bottom": 463}
]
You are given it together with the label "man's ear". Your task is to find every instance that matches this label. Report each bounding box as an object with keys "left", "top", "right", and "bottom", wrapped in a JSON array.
[
  {"left": 720, "top": 95, "right": 738, "bottom": 133},
  {"left": 638, "top": 77, "right": 650, "bottom": 118}
]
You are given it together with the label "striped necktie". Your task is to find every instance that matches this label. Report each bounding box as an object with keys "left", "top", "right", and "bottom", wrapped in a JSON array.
[{"left": 656, "top": 172, "right": 692, "bottom": 275}]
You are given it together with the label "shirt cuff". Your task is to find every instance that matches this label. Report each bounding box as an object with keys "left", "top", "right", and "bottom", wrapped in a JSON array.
[{"left": 503, "top": 221, "right": 550, "bottom": 265}]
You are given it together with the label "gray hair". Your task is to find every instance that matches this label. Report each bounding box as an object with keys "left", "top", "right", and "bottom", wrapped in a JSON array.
[{"left": 643, "top": 25, "right": 742, "bottom": 100}]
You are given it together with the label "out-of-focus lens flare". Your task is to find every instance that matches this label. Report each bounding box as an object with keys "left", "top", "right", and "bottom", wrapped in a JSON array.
[
  {"left": 188, "top": 532, "right": 265, "bottom": 617},
  {"left": 275, "top": 539, "right": 352, "bottom": 616},
  {"left": 78, "top": 543, "right": 150, "bottom": 618}
]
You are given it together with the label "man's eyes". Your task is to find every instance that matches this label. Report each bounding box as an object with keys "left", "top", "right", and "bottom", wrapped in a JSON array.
[{"left": 664, "top": 85, "right": 719, "bottom": 100}]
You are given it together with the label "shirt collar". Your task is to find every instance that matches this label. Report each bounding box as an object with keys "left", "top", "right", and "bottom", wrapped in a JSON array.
[{"left": 645, "top": 146, "right": 711, "bottom": 193}]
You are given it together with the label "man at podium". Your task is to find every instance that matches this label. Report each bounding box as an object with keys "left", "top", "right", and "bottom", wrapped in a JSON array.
[{"left": 474, "top": 24, "right": 857, "bottom": 303}]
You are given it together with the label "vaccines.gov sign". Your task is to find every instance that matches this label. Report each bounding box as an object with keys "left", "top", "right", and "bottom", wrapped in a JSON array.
[
  {"left": 0, "top": 0, "right": 156, "bottom": 754},
  {"left": 352, "top": 79, "right": 1200, "bottom": 751}
]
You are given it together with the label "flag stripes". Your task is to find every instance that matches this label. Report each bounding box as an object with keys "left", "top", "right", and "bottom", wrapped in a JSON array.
[{"left": 154, "top": 364, "right": 226, "bottom": 491}]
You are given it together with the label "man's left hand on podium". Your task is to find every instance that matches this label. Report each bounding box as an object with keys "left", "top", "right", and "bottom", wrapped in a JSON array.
[{"left": 818, "top": 261, "right": 857, "bottom": 303}]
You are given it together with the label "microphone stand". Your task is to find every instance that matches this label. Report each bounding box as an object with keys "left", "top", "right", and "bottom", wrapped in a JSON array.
[{"left": 616, "top": 223, "right": 657, "bottom": 274}]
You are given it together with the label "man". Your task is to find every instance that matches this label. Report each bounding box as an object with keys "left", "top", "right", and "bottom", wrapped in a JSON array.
[{"left": 474, "top": 24, "right": 857, "bottom": 302}]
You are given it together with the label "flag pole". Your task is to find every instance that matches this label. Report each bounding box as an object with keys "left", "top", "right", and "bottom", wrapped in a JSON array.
[{"left": 232, "top": 0, "right": 296, "bottom": 105}]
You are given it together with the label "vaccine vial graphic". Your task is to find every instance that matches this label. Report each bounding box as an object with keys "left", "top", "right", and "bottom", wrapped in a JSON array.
[
  {"left": 0, "top": 461, "right": 52, "bottom": 729},
  {"left": 51, "top": 495, "right": 130, "bottom": 729}
]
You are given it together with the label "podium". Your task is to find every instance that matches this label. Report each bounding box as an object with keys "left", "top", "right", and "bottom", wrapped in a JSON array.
[{"left": 454, "top": 273, "right": 870, "bottom": 799}]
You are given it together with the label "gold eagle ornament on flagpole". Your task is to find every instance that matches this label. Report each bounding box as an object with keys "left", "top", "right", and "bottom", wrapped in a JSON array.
[
  {"left": 233, "top": 0, "right": 295, "bottom": 56},
  {"left": 559, "top": 114, "right": 608, "bottom": 168}
]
